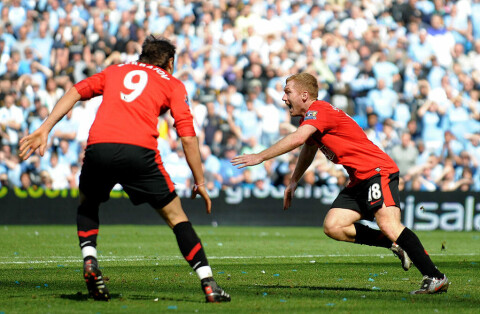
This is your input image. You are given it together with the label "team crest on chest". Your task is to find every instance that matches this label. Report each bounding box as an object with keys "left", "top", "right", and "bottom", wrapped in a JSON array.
[{"left": 305, "top": 110, "right": 318, "bottom": 120}]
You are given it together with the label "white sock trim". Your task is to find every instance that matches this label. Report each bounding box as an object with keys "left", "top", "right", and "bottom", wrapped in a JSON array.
[
  {"left": 81, "top": 246, "right": 97, "bottom": 260},
  {"left": 195, "top": 266, "right": 213, "bottom": 280}
]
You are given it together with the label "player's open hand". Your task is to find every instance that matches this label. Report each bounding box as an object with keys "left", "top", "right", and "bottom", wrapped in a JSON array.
[
  {"left": 18, "top": 128, "right": 49, "bottom": 160},
  {"left": 191, "top": 184, "right": 212, "bottom": 214},
  {"left": 283, "top": 181, "right": 298, "bottom": 210},
  {"left": 231, "top": 154, "right": 263, "bottom": 169}
]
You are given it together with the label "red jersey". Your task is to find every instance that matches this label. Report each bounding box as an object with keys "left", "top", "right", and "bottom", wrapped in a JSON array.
[
  {"left": 300, "top": 100, "right": 398, "bottom": 186},
  {"left": 74, "top": 62, "right": 195, "bottom": 151}
]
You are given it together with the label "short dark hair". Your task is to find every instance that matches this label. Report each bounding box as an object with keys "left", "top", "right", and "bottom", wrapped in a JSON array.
[{"left": 138, "top": 35, "right": 176, "bottom": 69}]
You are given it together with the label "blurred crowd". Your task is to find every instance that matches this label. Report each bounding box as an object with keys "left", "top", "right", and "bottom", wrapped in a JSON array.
[{"left": 1, "top": 0, "right": 480, "bottom": 194}]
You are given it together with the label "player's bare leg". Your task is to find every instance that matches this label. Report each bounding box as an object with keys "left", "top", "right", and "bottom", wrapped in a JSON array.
[
  {"left": 323, "top": 208, "right": 361, "bottom": 242},
  {"left": 155, "top": 196, "right": 189, "bottom": 228},
  {"left": 374, "top": 205, "right": 413, "bottom": 270},
  {"left": 374, "top": 205, "right": 404, "bottom": 242},
  {"left": 324, "top": 207, "right": 411, "bottom": 270},
  {"left": 156, "top": 197, "right": 231, "bottom": 302},
  {"left": 375, "top": 205, "right": 449, "bottom": 294}
]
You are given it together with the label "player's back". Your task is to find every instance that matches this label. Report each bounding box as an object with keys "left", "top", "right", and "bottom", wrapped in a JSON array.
[{"left": 77, "top": 62, "right": 192, "bottom": 151}]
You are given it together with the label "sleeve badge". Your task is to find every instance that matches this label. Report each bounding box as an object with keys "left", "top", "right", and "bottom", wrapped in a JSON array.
[{"left": 304, "top": 110, "right": 318, "bottom": 120}]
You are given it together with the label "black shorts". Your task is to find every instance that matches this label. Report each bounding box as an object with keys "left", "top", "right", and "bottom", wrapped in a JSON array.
[
  {"left": 331, "top": 172, "right": 401, "bottom": 221},
  {"left": 79, "top": 143, "right": 177, "bottom": 208}
]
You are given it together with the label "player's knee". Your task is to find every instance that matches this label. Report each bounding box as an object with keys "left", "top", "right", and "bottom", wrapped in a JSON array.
[
  {"left": 323, "top": 226, "right": 334, "bottom": 239},
  {"left": 323, "top": 223, "right": 341, "bottom": 240}
]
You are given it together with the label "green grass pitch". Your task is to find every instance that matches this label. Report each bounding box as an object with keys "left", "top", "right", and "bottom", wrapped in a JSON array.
[{"left": 0, "top": 225, "right": 479, "bottom": 313}]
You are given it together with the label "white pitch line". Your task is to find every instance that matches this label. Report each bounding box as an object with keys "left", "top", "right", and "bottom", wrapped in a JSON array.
[{"left": 0, "top": 252, "right": 478, "bottom": 265}]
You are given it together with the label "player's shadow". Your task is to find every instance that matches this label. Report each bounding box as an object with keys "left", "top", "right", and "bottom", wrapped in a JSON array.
[
  {"left": 60, "top": 292, "right": 201, "bottom": 303},
  {"left": 131, "top": 295, "right": 205, "bottom": 303},
  {"left": 129, "top": 295, "right": 202, "bottom": 303},
  {"left": 60, "top": 292, "right": 121, "bottom": 301},
  {"left": 259, "top": 285, "right": 403, "bottom": 293}
]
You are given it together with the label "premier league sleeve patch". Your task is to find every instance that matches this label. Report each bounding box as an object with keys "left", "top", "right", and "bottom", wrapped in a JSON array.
[{"left": 304, "top": 110, "right": 318, "bottom": 120}]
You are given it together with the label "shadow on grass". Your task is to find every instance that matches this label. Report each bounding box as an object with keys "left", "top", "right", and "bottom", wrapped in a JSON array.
[
  {"left": 60, "top": 292, "right": 121, "bottom": 301},
  {"left": 128, "top": 295, "right": 202, "bottom": 303},
  {"left": 59, "top": 292, "right": 202, "bottom": 303},
  {"left": 258, "top": 285, "right": 403, "bottom": 293}
]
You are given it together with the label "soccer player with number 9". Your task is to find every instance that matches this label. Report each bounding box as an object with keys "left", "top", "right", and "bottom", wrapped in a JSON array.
[{"left": 19, "top": 36, "right": 230, "bottom": 302}]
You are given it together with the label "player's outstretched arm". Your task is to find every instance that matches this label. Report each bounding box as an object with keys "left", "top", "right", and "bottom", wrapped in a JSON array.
[
  {"left": 19, "top": 87, "right": 82, "bottom": 160},
  {"left": 181, "top": 136, "right": 212, "bottom": 214},
  {"left": 231, "top": 124, "right": 317, "bottom": 169}
]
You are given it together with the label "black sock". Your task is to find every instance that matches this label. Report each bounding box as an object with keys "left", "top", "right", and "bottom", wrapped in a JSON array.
[
  {"left": 354, "top": 223, "right": 392, "bottom": 248},
  {"left": 396, "top": 228, "right": 443, "bottom": 278},
  {"left": 173, "top": 221, "right": 208, "bottom": 270},
  {"left": 77, "top": 199, "right": 100, "bottom": 249}
]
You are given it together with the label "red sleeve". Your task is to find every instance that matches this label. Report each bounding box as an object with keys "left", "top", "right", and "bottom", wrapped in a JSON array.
[
  {"left": 74, "top": 71, "right": 106, "bottom": 100},
  {"left": 300, "top": 102, "right": 334, "bottom": 134},
  {"left": 299, "top": 117, "right": 316, "bottom": 146},
  {"left": 169, "top": 83, "right": 196, "bottom": 137}
]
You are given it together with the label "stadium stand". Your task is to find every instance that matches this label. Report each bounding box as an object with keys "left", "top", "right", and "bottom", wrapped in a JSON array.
[{"left": 0, "top": 0, "right": 479, "bottom": 192}]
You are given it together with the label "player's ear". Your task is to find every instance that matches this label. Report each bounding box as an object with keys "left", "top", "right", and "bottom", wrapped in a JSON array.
[
  {"left": 166, "top": 57, "right": 174, "bottom": 74},
  {"left": 302, "top": 91, "right": 308, "bottom": 101}
]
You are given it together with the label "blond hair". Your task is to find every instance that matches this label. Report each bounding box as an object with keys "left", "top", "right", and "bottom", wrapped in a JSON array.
[{"left": 286, "top": 73, "right": 318, "bottom": 100}]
